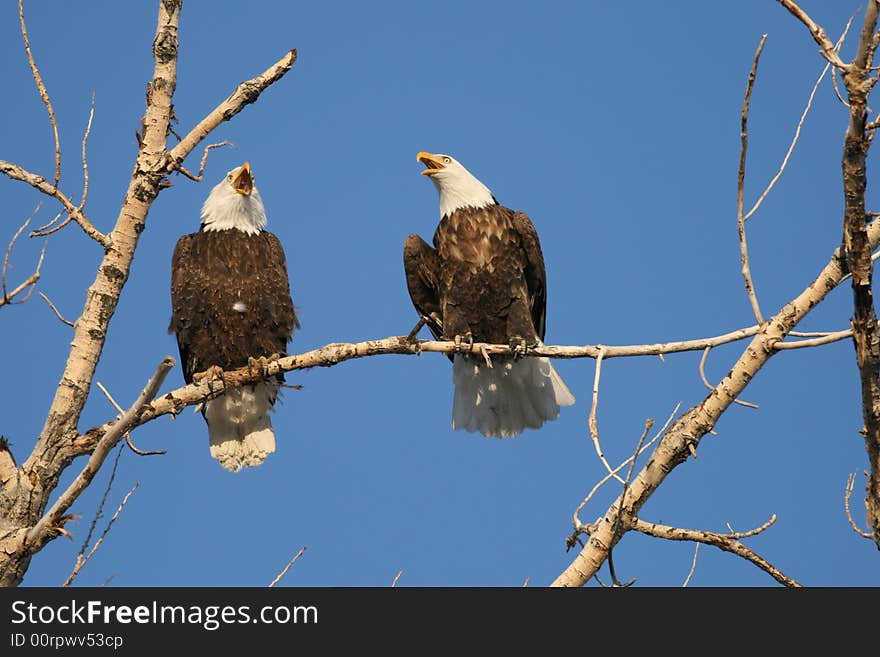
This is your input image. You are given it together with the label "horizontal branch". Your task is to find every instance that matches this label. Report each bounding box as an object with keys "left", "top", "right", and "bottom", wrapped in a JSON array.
[
  {"left": 73, "top": 320, "right": 852, "bottom": 455},
  {"left": 0, "top": 160, "right": 109, "bottom": 247},
  {"left": 631, "top": 516, "right": 801, "bottom": 587}
]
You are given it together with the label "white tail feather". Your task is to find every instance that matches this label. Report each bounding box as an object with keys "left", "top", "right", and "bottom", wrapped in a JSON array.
[
  {"left": 451, "top": 353, "right": 575, "bottom": 438},
  {"left": 203, "top": 382, "right": 277, "bottom": 472}
]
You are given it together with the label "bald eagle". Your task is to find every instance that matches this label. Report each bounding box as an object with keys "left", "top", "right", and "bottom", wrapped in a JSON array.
[
  {"left": 169, "top": 162, "right": 298, "bottom": 471},
  {"left": 404, "top": 151, "right": 575, "bottom": 437}
]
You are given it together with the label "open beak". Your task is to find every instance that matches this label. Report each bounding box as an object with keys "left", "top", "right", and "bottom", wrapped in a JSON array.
[
  {"left": 232, "top": 162, "right": 253, "bottom": 195},
  {"left": 417, "top": 151, "right": 445, "bottom": 176}
]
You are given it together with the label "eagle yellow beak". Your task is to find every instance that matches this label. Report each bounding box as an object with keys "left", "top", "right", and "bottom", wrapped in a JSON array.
[
  {"left": 417, "top": 151, "right": 445, "bottom": 176},
  {"left": 232, "top": 162, "right": 253, "bottom": 195}
]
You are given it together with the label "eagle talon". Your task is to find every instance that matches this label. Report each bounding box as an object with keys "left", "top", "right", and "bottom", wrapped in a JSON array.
[
  {"left": 193, "top": 365, "right": 226, "bottom": 393},
  {"left": 248, "top": 354, "right": 278, "bottom": 377},
  {"left": 453, "top": 332, "right": 474, "bottom": 354},
  {"left": 509, "top": 337, "right": 533, "bottom": 360}
]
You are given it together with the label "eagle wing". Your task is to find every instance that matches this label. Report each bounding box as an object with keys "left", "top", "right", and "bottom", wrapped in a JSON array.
[
  {"left": 169, "top": 234, "right": 199, "bottom": 382},
  {"left": 511, "top": 211, "right": 547, "bottom": 341},
  {"left": 403, "top": 233, "right": 443, "bottom": 341}
]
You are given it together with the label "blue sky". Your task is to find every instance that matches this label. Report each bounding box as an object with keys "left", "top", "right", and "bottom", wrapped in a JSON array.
[{"left": 2, "top": 1, "right": 878, "bottom": 586}]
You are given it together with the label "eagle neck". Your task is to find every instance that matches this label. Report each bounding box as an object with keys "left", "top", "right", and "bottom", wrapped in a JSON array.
[{"left": 201, "top": 187, "right": 267, "bottom": 235}]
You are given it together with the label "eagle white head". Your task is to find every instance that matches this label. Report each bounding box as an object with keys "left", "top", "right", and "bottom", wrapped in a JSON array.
[
  {"left": 201, "top": 162, "right": 268, "bottom": 235},
  {"left": 417, "top": 151, "right": 496, "bottom": 218}
]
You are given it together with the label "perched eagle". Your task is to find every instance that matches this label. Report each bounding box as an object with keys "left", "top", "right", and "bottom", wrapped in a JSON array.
[
  {"left": 169, "top": 162, "right": 298, "bottom": 472},
  {"left": 404, "top": 151, "right": 575, "bottom": 437}
]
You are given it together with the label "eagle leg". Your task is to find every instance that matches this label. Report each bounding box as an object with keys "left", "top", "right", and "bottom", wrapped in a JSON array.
[
  {"left": 406, "top": 316, "right": 428, "bottom": 342},
  {"left": 453, "top": 332, "right": 474, "bottom": 354}
]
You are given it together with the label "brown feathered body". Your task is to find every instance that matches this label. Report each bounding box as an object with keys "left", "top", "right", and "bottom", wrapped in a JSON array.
[
  {"left": 405, "top": 204, "right": 545, "bottom": 348},
  {"left": 170, "top": 230, "right": 298, "bottom": 380},
  {"left": 405, "top": 198, "right": 575, "bottom": 438}
]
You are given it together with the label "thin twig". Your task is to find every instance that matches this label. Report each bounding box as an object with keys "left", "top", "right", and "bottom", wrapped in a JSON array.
[
  {"left": 832, "top": 66, "right": 850, "bottom": 108},
  {"left": 587, "top": 349, "right": 621, "bottom": 483},
  {"left": 1, "top": 217, "right": 47, "bottom": 308},
  {"left": 775, "top": 328, "right": 852, "bottom": 349},
  {"left": 78, "top": 90, "right": 96, "bottom": 211},
  {"left": 2, "top": 213, "right": 33, "bottom": 298},
  {"left": 699, "top": 346, "right": 758, "bottom": 409},
  {"left": 845, "top": 472, "right": 873, "bottom": 538},
  {"left": 31, "top": 210, "right": 64, "bottom": 235},
  {"left": 682, "top": 543, "right": 700, "bottom": 587},
  {"left": 2, "top": 205, "right": 43, "bottom": 303},
  {"left": 172, "top": 141, "right": 233, "bottom": 182},
  {"left": 19, "top": 0, "right": 60, "bottom": 189},
  {"left": 573, "top": 403, "right": 680, "bottom": 533},
  {"left": 39, "top": 292, "right": 74, "bottom": 327},
  {"left": 96, "top": 382, "right": 166, "bottom": 456},
  {"left": 268, "top": 546, "right": 307, "bottom": 587},
  {"left": 744, "top": 64, "right": 831, "bottom": 222},
  {"left": 391, "top": 569, "right": 404, "bottom": 587},
  {"left": 62, "top": 479, "right": 138, "bottom": 587},
  {"left": 737, "top": 35, "right": 767, "bottom": 323},
  {"left": 78, "top": 444, "right": 123, "bottom": 559},
  {"left": 746, "top": 15, "right": 855, "bottom": 224},
  {"left": 607, "top": 419, "right": 654, "bottom": 588}
]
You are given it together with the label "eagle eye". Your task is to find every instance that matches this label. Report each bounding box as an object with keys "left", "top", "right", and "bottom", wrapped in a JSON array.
[{"left": 442, "top": 156, "right": 451, "bottom": 164}]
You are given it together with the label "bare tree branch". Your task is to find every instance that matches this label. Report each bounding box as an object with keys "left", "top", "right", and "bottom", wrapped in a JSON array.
[
  {"left": 62, "top": 482, "right": 138, "bottom": 588},
  {"left": 845, "top": 472, "right": 874, "bottom": 539},
  {"left": 1, "top": 211, "right": 47, "bottom": 308},
  {"left": 39, "top": 292, "right": 74, "bottom": 327},
  {"left": 18, "top": 0, "right": 60, "bottom": 189},
  {"left": 78, "top": 91, "right": 96, "bottom": 211},
  {"left": 699, "top": 346, "right": 758, "bottom": 409},
  {"left": 0, "top": 161, "right": 109, "bottom": 246},
  {"left": 166, "top": 50, "right": 297, "bottom": 170},
  {"left": 776, "top": 0, "right": 850, "bottom": 70},
  {"left": 631, "top": 516, "right": 800, "bottom": 587},
  {"left": 775, "top": 328, "right": 852, "bottom": 349},
  {"left": 68, "top": 310, "right": 861, "bottom": 458},
  {"left": 737, "top": 34, "right": 767, "bottom": 323},
  {"left": 744, "top": 14, "right": 855, "bottom": 223},
  {"left": 268, "top": 546, "right": 307, "bottom": 587},
  {"left": 22, "top": 358, "right": 172, "bottom": 555},
  {"left": 573, "top": 403, "right": 680, "bottom": 535},
  {"left": 172, "top": 141, "right": 232, "bottom": 182},
  {"left": 587, "top": 349, "right": 622, "bottom": 483},
  {"left": 682, "top": 543, "right": 700, "bottom": 587},
  {"left": 551, "top": 217, "right": 880, "bottom": 587},
  {"left": 96, "top": 382, "right": 166, "bottom": 457}
]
